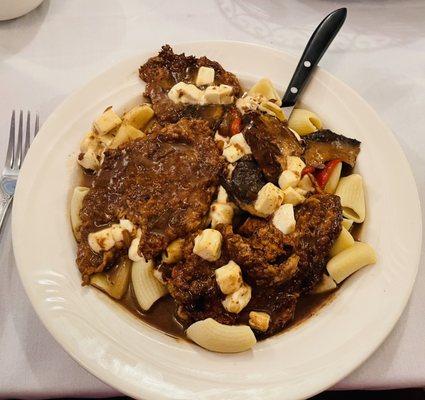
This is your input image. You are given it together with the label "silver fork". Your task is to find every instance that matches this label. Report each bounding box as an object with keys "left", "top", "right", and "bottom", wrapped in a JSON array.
[{"left": 0, "top": 110, "right": 39, "bottom": 233}]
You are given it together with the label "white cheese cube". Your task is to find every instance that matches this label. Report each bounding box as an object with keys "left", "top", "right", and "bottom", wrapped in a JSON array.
[
  {"left": 88, "top": 220, "right": 134, "bottom": 253},
  {"left": 223, "top": 144, "right": 244, "bottom": 163},
  {"left": 278, "top": 169, "right": 300, "bottom": 190},
  {"left": 168, "top": 82, "right": 203, "bottom": 105},
  {"left": 88, "top": 228, "right": 115, "bottom": 253},
  {"left": 286, "top": 156, "right": 306, "bottom": 176},
  {"left": 204, "top": 86, "right": 221, "bottom": 104},
  {"left": 196, "top": 66, "right": 215, "bottom": 86},
  {"left": 254, "top": 183, "right": 284, "bottom": 217},
  {"left": 216, "top": 186, "right": 228, "bottom": 204},
  {"left": 193, "top": 229, "right": 223, "bottom": 262},
  {"left": 210, "top": 202, "right": 234, "bottom": 228},
  {"left": 298, "top": 175, "right": 314, "bottom": 192},
  {"left": 222, "top": 283, "right": 251, "bottom": 313},
  {"left": 218, "top": 84, "right": 234, "bottom": 104},
  {"left": 215, "top": 261, "right": 242, "bottom": 294},
  {"left": 273, "top": 204, "right": 296, "bottom": 234},
  {"left": 283, "top": 187, "right": 305, "bottom": 206},
  {"left": 249, "top": 311, "right": 270, "bottom": 332},
  {"left": 94, "top": 108, "right": 122, "bottom": 135},
  {"left": 229, "top": 133, "right": 252, "bottom": 155}
]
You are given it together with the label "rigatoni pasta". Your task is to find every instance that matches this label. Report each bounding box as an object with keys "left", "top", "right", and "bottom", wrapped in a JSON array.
[
  {"left": 70, "top": 186, "right": 90, "bottom": 240},
  {"left": 186, "top": 318, "right": 256, "bottom": 353},
  {"left": 132, "top": 259, "right": 168, "bottom": 310},
  {"left": 327, "top": 242, "right": 377, "bottom": 283},
  {"left": 288, "top": 108, "right": 323, "bottom": 135},
  {"left": 335, "top": 174, "right": 366, "bottom": 223}
]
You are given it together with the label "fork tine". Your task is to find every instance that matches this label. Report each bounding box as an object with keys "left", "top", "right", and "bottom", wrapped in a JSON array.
[
  {"left": 14, "top": 110, "right": 23, "bottom": 169},
  {"left": 5, "top": 111, "right": 15, "bottom": 169},
  {"left": 24, "top": 110, "right": 31, "bottom": 157},
  {"left": 34, "top": 114, "right": 39, "bottom": 137}
]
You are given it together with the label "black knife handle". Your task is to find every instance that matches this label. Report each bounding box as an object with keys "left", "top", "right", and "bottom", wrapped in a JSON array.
[{"left": 281, "top": 8, "right": 347, "bottom": 108}]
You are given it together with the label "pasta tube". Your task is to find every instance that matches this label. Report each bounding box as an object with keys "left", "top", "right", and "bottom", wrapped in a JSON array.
[
  {"left": 312, "top": 274, "right": 337, "bottom": 294},
  {"left": 288, "top": 108, "right": 322, "bottom": 136},
  {"left": 335, "top": 174, "right": 366, "bottom": 223},
  {"left": 248, "top": 78, "right": 282, "bottom": 106},
  {"left": 186, "top": 318, "right": 256, "bottom": 353},
  {"left": 324, "top": 161, "right": 342, "bottom": 194},
  {"left": 70, "top": 186, "right": 90, "bottom": 240},
  {"left": 90, "top": 257, "right": 131, "bottom": 300},
  {"left": 329, "top": 227, "right": 354, "bottom": 257},
  {"left": 327, "top": 242, "right": 377, "bottom": 283},
  {"left": 132, "top": 259, "right": 168, "bottom": 310}
]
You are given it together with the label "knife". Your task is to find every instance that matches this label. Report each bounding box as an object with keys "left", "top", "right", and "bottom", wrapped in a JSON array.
[{"left": 281, "top": 8, "right": 347, "bottom": 120}]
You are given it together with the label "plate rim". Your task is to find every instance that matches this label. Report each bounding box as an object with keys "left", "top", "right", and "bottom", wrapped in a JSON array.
[{"left": 11, "top": 40, "right": 422, "bottom": 400}]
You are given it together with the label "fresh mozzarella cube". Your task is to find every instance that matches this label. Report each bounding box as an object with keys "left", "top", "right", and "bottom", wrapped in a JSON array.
[
  {"left": 122, "top": 105, "right": 154, "bottom": 130},
  {"left": 254, "top": 183, "right": 284, "bottom": 217},
  {"left": 298, "top": 174, "right": 314, "bottom": 192},
  {"left": 193, "top": 229, "right": 223, "bottom": 262},
  {"left": 215, "top": 260, "right": 242, "bottom": 294},
  {"left": 278, "top": 169, "right": 299, "bottom": 190},
  {"left": 229, "top": 133, "right": 252, "bottom": 155},
  {"left": 196, "top": 66, "right": 215, "bottom": 86},
  {"left": 88, "top": 220, "right": 134, "bottom": 253},
  {"left": 216, "top": 186, "right": 228, "bottom": 204},
  {"left": 283, "top": 187, "right": 305, "bottom": 206},
  {"left": 128, "top": 229, "right": 143, "bottom": 261},
  {"left": 249, "top": 311, "right": 270, "bottom": 332},
  {"left": 218, "top": 84, "right": 234, "bottom": 104},
  {"left": 168, "top": 82, "right": 203, "bottom": 105},
  {"left": 273, "top": 204, "right": 296, "bottom": 234},
  {"left": 94, "top": 108, "right": 122, "bottom": 135},
  {"left": 88, "top": 228, "right": 115, "bottom": 253},
  {"left": 152, "top": 268, "right": 166, "bottom": 284},
  {"left": 210, "top": 202, "right": 234, "bottom": 228},
  {"left": 286, "top": 156, "right": 306, "bottom": 176},
  {"left": 162, "top": 238, "right": 185, "bottom": 264},
  {"left": 222, "top": 283, "right": 251, "bottom": 313},
  {"left": 204, "top": 86, "right": 221, "bottom": 104},
  {"left": 223, "top": 144, "right": 244, "bottom": 163}
]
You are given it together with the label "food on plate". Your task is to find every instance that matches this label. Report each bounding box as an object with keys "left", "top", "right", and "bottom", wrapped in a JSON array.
[{"left": 71, "top": 45, "right": 376, "bottom": 353}]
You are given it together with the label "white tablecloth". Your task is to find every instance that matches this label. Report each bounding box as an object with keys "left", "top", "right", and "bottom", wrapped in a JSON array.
[{"left": 1, "top": 0, "right": 424, "bottom": 398}]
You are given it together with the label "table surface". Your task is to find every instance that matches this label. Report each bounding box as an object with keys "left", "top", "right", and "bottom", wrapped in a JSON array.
[{"left": 1, "top": 0, "right": 424, "bottom": 398}]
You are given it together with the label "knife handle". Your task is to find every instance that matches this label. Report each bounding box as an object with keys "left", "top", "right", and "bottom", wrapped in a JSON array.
[{"left": 281, "top": 8, "right": 347, "bottom": 108}]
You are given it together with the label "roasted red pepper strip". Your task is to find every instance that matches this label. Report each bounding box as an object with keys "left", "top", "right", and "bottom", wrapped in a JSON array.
[
  {"left": 314, "top": 159, "right": 341, "bottom": 189},
  {"left": 301, "top": 166, "right": 316, "bottom": 177}
]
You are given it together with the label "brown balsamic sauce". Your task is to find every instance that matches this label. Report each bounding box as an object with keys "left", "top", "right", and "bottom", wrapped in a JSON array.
[{"left": 81, "top": 162, "right": 361, "bottom": 341}]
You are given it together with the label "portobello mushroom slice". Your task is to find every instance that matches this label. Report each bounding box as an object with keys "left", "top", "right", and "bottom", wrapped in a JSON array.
[
  {"left": 303, "top": 130, "right": 361, "bottom": 168},
  {"left": 243, "top": 112, "right": 303, "bottom": 183},
  {"left": 221, "top": 156, "right": 267, "bottom": 217}
]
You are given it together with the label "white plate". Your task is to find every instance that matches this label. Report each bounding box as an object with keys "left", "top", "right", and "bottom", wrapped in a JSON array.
[{"left": 12, "top": 41, "right": 422, "bottom": 400}]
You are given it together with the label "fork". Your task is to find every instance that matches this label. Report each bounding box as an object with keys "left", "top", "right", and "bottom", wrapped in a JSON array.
[{"left": 0, "top": 110, "right": 39, "bottom": 233}]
